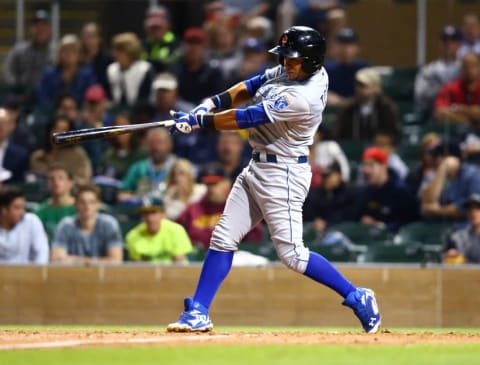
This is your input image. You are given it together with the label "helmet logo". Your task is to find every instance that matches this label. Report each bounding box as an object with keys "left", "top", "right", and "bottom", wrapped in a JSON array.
[{"left": 281, "top": 35, "right": 288, "bottom": 46}]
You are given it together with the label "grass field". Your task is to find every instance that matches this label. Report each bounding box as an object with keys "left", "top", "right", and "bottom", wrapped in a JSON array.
[{"left": 1, "top": 327, "right": 479, "bottom": 365}]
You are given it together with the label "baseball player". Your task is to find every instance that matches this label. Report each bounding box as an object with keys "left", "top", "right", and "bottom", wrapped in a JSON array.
[{"left": 166, "top": 26, "right": 381, "bottom": 333}]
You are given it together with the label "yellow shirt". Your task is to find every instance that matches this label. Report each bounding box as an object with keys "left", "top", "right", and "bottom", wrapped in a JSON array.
[{"left": 126, "top": 219, "right": 193, "bottom": 263}]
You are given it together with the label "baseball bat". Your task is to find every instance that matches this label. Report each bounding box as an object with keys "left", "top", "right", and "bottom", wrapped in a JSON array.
[{"left": 51, "top": 119, "right": 176, "bottom": 146}]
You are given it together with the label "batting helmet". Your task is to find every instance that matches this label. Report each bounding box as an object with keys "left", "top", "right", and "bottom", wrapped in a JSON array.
[{"left": 269, "top": 26, "right": 326, "bottom": 74}]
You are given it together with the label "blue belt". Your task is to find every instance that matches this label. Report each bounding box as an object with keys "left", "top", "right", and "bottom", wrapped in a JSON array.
[{"left": 252, "top": 152, "right": 308, "bottom": 164}]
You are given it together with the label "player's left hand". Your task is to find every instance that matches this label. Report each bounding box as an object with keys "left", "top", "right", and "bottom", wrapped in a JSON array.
[{"left": 170, "top": 110, "right": 198, "bottom": 134}]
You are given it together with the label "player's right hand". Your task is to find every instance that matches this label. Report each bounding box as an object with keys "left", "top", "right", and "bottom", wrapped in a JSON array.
[{"left": 170, "top": 110, "right": 198, "bottom": 134}]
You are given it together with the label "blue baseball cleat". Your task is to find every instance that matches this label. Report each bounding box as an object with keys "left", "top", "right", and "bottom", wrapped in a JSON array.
[
  {"left": 342, "top": 288, "right": 381, "bottom": 334},
  {"left": 166, "top": 297, "right": 213, "bottom": 332}
]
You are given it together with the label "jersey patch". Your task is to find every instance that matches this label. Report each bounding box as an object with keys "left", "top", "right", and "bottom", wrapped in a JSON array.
[{"left": 273, "top": 96, "right": 289, "bottom": 111}]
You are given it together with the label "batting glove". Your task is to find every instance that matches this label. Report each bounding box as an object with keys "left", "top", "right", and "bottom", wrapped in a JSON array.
[
  {"left": 191, "top": 99, "right": 215, "bottom": 116},
  {"left": 170, "top": 110, "right": 198, "bottom": 134}
]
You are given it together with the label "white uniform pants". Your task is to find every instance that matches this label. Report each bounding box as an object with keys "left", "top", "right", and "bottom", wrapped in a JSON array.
[{"left": 210, "top": 160, "right": 312, "bottom": 273}]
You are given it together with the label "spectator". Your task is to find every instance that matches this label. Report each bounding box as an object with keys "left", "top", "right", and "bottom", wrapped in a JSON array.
[
  {"left": 54, "top": 93, "right": 81, "bottom": 123},
  {"left": 444, "top": 193, "right": 480, "bottom": 264},
  {"left": 30, "top": 115, "right": 92, "bottom": 185},
  {"left": 244, "top": 16, "right": 274, "bottom": 45},
  {"left": 303, "top": 162, "right": 357, "bottom": 236},
  {"left": 177, "top": 162, "right": 263, "bottom": 249},
  {"left": 35, "top": 164, "right": 76, "bottom": 239},
  {"left": 126, "top": 196, "right": 193, "bottom": 263},
  {"left": 152, "top": 72, "right": 194, "bottom": 121},
  {"left": 414, "top": 25, "right": 462, "bottom": 121},
  {"left": 324, "top": 28, "right": 369, "bottom": 106},
  {"left": 406, "top": 132, "right": 441, "bottom": 196},
  {"left": 0, "top": 185, "right": 49, "bottom": 264},
  {"left": 156, "top": 71, "right": 216, "bottom": 165},
  {"left": 79, "top": 85, "right": 110, "bottom": 171},
  {"left": 79, "top": 22, "right": 113, "bottom": 92},
  {"left": 4, "top": 97, "right": 38, "bottom": 153},
  {"left": 324, "top": 7, "right": 348, "bottom": 61},
  {"left": 460, "top": 119, "right": 480, "bottom": 162},
  {"left": 372, "top": 131, "right": 409, "bottom": 181},
  {"left": 216, "top": 131, "right": 249, "bottom": 180},
  {"left": 164, "top": 158, "right": 207, "bottom": 220},
  {"left": 107, "top": 32, "right": 156, "bottom": 107},
  {"left": 233, "top": 37, "right": 272, "bottom": 82},
  {"left": 457, "top": 13, "right": 480, "bottom": 59},
  {"left": 118, "top": 128, "right": 176, "bottom": 203},
  {"left": 3, "top": 9, "right": 54, "bottom": 96},
  {"left": 169, "top": 27, "right": 227, "bottom": 104},
  {"left": 434, "top": 53, "right": 480, "bottom": 124},
  {"left": 311, "top": 126, "right": 350, "bottom": 183},
  {"left": 336, "top": 67, "right": 401, "bottom": 141},
  {"left": 0, "top": 108, "right": 29, "bottom": 183},
  {"left": 50, "top": 185, "right": 123, "bottom": 263},
  {"left": 420, "top": 140, "right": 480, "bottom": 222},
  {"left": 205, "top": 16, "right": 240, "bottom": 83},
  {"left": 37, "top": 34, "right": 97, "bottom": 110},
  {"left": 96, "top": 112, "right": 147, "bottom": 181},
  {"left": 355, "top": 147, "right": 419, "bottom": 232},
  {"left": 142, "top": 5, "right": 181, "bottom": 73}
]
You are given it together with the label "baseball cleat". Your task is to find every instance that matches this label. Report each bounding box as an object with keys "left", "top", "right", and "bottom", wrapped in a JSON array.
[
  {"left": 166, "top": 297, "right": 213, "bottom": 333},
  {"left": 342, "top": 288, "right": 381, "bottom": 334}
]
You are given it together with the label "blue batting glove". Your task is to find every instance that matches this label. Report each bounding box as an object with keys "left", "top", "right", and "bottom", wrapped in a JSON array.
[{"left": 170, "top": 110, "right": 198, "bottom": 134}]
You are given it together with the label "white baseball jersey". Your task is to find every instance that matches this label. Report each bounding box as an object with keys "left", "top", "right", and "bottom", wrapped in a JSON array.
[
  {"left": 249, "top": 65, "right": 329, "bottom": 158},
  {"left": 210, "top": 65, "right": 330, "bottom": 274}
]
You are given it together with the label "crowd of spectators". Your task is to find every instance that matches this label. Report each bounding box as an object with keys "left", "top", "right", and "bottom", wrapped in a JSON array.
[{"left": 1, "top": 2, "right": 480, "bottom": 265}]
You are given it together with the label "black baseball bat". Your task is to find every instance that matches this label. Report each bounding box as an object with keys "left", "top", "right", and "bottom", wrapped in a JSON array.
[{"left": 51, "top": 119, "right": 176, "bottom": 146}]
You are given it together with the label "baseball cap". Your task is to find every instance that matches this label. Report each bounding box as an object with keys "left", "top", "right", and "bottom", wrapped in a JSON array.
[
  {"left": 59, "top": 34, "right": 80, "bottom": 48},
  {"left": 31, "top": 9, "right": 50, "bottom": 24},
  {"left": 198, "top": 162, "right": 227, "bottom": 184},
  {"left": 356, "top": 68, "right": 381, "bottom": 87},
  {"left": 145, "top": 5, "right": 169, "bottom": 28},
  {"left": 440, "top": 25, "right": 462, "bottom": 41},
  {"left": 139, "top": 195, "right": 165, "bottom": 214},
  {"left": 335, "top": 27, "right": 359, "bottom": 44},
  {"left": 242, "top": 37, "right": 266, "bottom": 52},
  {"left": 84, "top": 85, "right": 106, "bottom": 102},
  {"left": 464, "top": 193, "right": 480, "bottom": 209},
  {"left": 152, "top": 72, "right": 178, "bottom": 91},
  {"left": 184, "top": 27, "right": 206, "bottom": 44},
  {"left": 362, "top": 147, "right": 388, "bottom": 165}
]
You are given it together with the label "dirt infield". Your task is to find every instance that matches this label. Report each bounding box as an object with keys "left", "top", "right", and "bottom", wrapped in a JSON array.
[{"left": 1, "top": 330, "right": 480, "bottom": 349}]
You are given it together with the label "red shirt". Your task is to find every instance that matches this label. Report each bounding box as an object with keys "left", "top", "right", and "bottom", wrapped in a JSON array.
[
  {"left": 176, "top": 195, "right": 263, "bottom": 249},
  {"left": 434, "top": 79, "right": 480, "bottom": 110}
]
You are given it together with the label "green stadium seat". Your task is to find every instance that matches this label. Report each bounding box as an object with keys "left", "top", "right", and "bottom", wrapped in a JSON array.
[
  {"left": 187, "top": 246, "right": 207, "bottom": 262},
  {"left": 360, "top": 242, "right": 426, "bottom": 263},
  {"left": 382, "top": 66, "right": 418, "bottom": 101},
  {"left": 338, "top": 141, "right": 369, "bottom": 162},
  {"left": 312, "top": 244, "right": 358, "bottom": 262},
  {"left": 393, "top": 221, "right": 452, "bottom": 247},
  {"left": 328, "top": 222, "right": 391, "bottom": 245}
]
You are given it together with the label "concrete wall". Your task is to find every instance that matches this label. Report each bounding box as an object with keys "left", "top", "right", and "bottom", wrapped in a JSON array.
[{"left": 1, "top": 264, "right": 479, "bottom": 328}]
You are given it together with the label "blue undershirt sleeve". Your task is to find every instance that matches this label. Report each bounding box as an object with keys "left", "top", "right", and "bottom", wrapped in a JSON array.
[
  {"left": 244, "top": 73, "right": 267, "bottom": 96},
  {"left": 234, "top": 103, "right": 271, "bottom": 129}
]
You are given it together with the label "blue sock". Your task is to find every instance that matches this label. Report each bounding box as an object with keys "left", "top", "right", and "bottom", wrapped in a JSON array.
[
  {"left": 193, "top": 249, "right": 234, "bottom": 309},
  {"left": 304, "top": 251, "right": 356, "bottom": 298}
]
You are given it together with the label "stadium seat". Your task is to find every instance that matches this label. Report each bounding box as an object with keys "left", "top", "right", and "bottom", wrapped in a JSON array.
[
  {"left": 111, "top": 204, "right": 141, "bottom": 236},
  {"left": 338, "top": 141, "right": 369, "bottom": 162},
  {"left": 313, "top": 244, "right": 358, "bottom": 262},
  {"left": 187, "top": 246, "right": 207, "bottom": 262},
  {"left": 328, "top": 222, "right": 391, "bottom": 245},
  {"left": 393, "top": 221, "right": 452, "bottom": 247},
  {"left": 360, "top": 242, "right": 426, "bottom": 263},
  {"left": 382, "top": 66, "right": 417, "bottom": 101}
]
